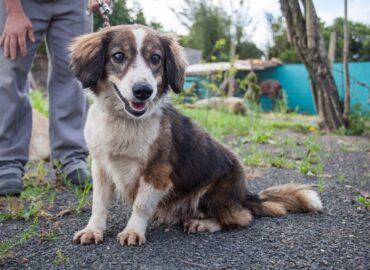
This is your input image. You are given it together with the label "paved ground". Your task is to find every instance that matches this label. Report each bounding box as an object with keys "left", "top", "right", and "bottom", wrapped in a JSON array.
[{"left": 0, "top": 133, "right": 369, "bottom": 270}]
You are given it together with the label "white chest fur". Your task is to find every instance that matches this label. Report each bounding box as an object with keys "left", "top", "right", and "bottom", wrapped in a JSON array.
[{"left": 85, "top": 103, "right": 161, "bottom": 204}]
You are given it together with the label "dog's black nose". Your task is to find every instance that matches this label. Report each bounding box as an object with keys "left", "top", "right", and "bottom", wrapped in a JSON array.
[{"left": 132, "top": 82, "right": 153, "bottom": 101}]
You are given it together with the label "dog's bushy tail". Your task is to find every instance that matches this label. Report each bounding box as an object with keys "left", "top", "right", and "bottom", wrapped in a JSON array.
[{"left": 244, "top": 183, "right": 323, "bottom": 217}]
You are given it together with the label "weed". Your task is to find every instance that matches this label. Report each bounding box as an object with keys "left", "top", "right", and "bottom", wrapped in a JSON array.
[
  {"left": 356, "top": 196, "right": 370, "bottom": 210},
  {"left": 359, "top": 175, "right": 369, "bottom": 189},
  {"left": 299, "top": 137, "right": 324, "bottom": 175},
  {"left": 23, "top": 161, "right": 48, "bottom": 183},
  {"left": 275, "top": 89, "right": 288, "bottom": 114},
  {"left": 317, "top": 176, "right": 325, "bottom": 194},
  {"left": 39, "top": 222, "right": 60, "bottom": 241},
  {"left": 337, "top": 175, "right": 346, "bottom": 186},
  {"left": 75, "top": 181, "right": 93, "bottom": 213},
  {"left": 0, "top": 217, "right": 39, "bottom": 261},
  {"left": 267, "top": 156, "right": 295, "bottom": 170},
  {"left": 277, "top": 138, "right": 298, "bottom": 147},
  {"left": 242, "top": 144, "right": 265, "bottom": 167},
  {"left": 299, "top": 160, "right": 323, "bottom": 175},
  {"left": 249, "top": 131, "right": 272, "bottom": 144},
  {"left": 30, "top": 89, "right": 48, "bottom": 116},
  {"left": 0, "top": 162, "right": 55, "bottom": 221},
  {"left": 53, "top": 250, "right": 70, "bottom": 266}
]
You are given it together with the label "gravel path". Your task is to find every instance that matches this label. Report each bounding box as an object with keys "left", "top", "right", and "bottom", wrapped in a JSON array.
[{"left": 0, "top": 134, "right": 369, "bottom": 270}]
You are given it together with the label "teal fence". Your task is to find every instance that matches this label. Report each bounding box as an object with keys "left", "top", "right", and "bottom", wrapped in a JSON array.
[{"left": 185, "top": 61, "right": 370, "bottom": 115}]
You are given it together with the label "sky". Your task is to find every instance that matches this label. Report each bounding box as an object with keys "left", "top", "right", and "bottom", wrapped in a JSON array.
[{"left": 126, "top": 0, "right": 370, "bottom": 51}]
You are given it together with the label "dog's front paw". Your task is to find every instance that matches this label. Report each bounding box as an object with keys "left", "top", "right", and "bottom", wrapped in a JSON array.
[
  {"left": 73, "top": 228, "right": 103, "bottom": 245},
  {"left": 117, "top": 229, "right": 145, "bottom": 246}
]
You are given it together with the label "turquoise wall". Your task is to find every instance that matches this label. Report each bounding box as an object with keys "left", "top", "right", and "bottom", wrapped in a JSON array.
[
  {"left": 185, "top": 62, "right": 370, "bottom": 115},
  {"left": 256, "top": 62, "right": 370, "bottom": 114},
  {"left": 256, "top": 64, "right": 316, "bottom": 113}
]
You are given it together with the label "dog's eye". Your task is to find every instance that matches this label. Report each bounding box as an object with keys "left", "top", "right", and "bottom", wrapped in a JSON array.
[
  {"left": 150, "top": 54, "right": 161, "bottom": 65},
  {"left": 112, "top": 52, "right": 125, "bottom": 63}
]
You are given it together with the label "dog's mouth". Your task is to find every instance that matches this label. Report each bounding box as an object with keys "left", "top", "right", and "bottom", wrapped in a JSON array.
[
  {"left": 113, "top": 84, "right": 148, "bottom": 117},
  {"left": 128, "top": 101, "right": 147, "bottom": 115}
]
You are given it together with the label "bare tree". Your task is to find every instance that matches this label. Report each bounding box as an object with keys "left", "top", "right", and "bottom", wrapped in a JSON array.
[
  {"left": 343, "top": 0, "right": 350, "bottom": 123},
  {"left": 280, "top": 0, "right": 345, "bottom": 130}
]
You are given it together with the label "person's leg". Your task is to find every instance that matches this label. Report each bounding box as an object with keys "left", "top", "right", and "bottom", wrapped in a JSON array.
[
  {"left": 0, "top": 0, "right": 49, "bottom": 194},
  {"left": 45, "top": 0, "right": 92, "bottom": 184}
]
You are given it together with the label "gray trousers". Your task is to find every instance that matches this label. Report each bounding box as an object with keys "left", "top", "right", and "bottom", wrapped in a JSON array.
[{"left": 0, "top": 0, "right": 92, "bottom": 177}]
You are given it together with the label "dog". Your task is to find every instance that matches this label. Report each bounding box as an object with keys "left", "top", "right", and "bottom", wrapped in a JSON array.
[
  {"left": 29, "top": 109, "right": 50, "bottom": 161},
  {"left": 69, "top": 25, "right": 322, "bottom": 246},
  {"left": 185, "top": 97, "right": 246, "bottom": 115}
]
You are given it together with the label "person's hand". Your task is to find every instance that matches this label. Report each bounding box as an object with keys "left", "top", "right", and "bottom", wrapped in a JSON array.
[
  {"left": 0, "top": 10, "right": 35, "bottom": 60},
  {"left": 88, "top": 0, "right": 112, "bottom": 14}
]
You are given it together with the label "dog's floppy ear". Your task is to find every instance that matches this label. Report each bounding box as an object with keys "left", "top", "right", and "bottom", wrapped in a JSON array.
[
  {"left": 69, "top": 31, "right": 110, "bottom": 90},
  {"left": 160, "top": 34, "right": 188, "bottom": 94}
]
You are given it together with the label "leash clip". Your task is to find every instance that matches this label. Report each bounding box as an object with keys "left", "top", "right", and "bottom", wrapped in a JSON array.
[{"left": 96, "top": 0, "right": 112, "bottom": 28}]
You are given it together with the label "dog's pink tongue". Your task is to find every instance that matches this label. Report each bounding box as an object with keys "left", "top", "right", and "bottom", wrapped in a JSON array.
[{"left": 132, "top": 102, "right": 146, "bottom": 111}]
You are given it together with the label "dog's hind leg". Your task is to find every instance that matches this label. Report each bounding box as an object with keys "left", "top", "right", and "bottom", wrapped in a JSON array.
[
  {"left": 183, "top": 206, "right": 253, "bottom": 233},
  {"left": 217, "top": 207, "right": 253, "bottom": 227},
  {"left": 183, "top": 218, "right": 221, "bottom": 234},
  {"left": 73, "top": 160, "right": 114, "bottom": 245}
]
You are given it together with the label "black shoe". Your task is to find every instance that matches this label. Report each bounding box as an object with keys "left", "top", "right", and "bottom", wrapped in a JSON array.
[
  {"left": 65, "top": 168, "right": 92, "bottom": 188},
  {"left": 0, "top": 173, "right": 23, "bottom": 196}
]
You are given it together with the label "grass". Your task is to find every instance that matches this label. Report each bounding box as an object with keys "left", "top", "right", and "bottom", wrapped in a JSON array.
[
  {"left": 0, "top": 161, "right": 56, "bottom": 221},
  {"left": 30, "top": 89, "right": 48, "bottom": 116},
  {"left": 177, "top": 106, "right": 316, "bottom": 140},
  {"left": 74, "top": 181, "right": 93, "bottom": 213},
  {"left": 356, "top": 196, "right": 370, "bottom": 210},
  {"left": 53, "top": 249, "right": 70, "bottom": 266},
  {"left": 54, "top": 161, "right": 93, "bottom": 214},
  {"left": 0, "top": 160, "right": 90, "bottom": 261},
  {"left": 0, "top": 215, "right": 62, "bottom": 261},
  {"left": 178, "top": 106, "right": 327, "bottom": 177},
  {"left": 317, "top": 176, "right": 325, "bottom": 194},
  {"left": 0, "top": 217, "right": 39, "bottom": 261},
  {"left": 337, "top": 175, "right": 346, "bottom": 186}
]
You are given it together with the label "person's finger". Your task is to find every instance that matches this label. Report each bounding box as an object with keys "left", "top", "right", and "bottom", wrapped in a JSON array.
[
  {"left": 88, "top": 1, "right": 100, "bottom": 13},
  {"left": 27, "top": 27, "right": 35, "bottom": 42},
  {"left": 17, "top": 32, "right": 27, "bottom": 56},
  {"left": 3, "top": 35, "right": 9, "bottom": 58},
  {"left": 0, "top": 34, "right": 5, "bottom": 48},
  {"left": 9, "top": 35, "right": 17, "bottom": 60}
]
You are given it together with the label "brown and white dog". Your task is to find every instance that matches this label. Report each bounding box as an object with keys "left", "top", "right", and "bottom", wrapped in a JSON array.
[{"left": 70, "top": 25, "right": 322, "bottom": 246}]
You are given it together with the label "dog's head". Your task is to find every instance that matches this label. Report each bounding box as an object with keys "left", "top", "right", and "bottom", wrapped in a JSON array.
[{"left": 70, "top": 25, "right": 187, "bottom": 118}]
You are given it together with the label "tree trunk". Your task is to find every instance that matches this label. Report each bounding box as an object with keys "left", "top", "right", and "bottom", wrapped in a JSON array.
[
  {"left": 328, "top": 31, "right": 336, "bottom": 69},
  {"left": 343, "top": 0, "right": 350, "bottom": 125},
  {"left": 280, "top": 0, "right": 345, "bottom": 130}
]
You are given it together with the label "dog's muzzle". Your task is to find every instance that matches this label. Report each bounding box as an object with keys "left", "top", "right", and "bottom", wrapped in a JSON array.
[{"left": 112, "top": 82, "right": 151, "bottom": 118}]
